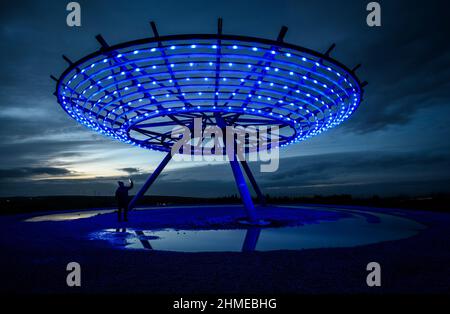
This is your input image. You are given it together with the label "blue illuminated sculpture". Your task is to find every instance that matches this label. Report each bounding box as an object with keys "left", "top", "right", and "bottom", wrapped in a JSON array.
[{"left": 53, "top": 20, "right": 366, "bottom": 223}]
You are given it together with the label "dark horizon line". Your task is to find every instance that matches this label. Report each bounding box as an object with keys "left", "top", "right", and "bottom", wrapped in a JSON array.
[{"left": 1, "top": 193, "right": 449, "bottom": 200}]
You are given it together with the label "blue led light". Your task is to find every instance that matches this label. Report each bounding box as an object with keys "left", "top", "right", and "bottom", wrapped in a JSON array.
[{"left": 56, "top": 35, "right": 363, "bottom": 152}]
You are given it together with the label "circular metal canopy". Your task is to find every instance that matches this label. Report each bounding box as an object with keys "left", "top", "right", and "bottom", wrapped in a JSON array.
[{"left": 55, "top": 32, "right": 364, "bottom": 153}]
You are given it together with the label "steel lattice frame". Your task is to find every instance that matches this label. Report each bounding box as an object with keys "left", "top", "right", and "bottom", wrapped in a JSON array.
[
  {"left": 55, "top": 33, "right": 364, "bottom": 154},
  {"left": 53, "top": 21, "right": 365, "bottom": 223}
]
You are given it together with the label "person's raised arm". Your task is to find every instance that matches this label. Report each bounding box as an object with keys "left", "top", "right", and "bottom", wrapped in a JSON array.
[{"left": 128, "top": 179, "right": 134, "bottom": 190}]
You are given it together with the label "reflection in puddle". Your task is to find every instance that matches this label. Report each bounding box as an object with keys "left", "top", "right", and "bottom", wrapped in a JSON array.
[
  {"left": 25, "top": 209, "right": 115, "bottom": 222},
  {"left": 91, "top": 210, "right": 426, "bottom": 252}
]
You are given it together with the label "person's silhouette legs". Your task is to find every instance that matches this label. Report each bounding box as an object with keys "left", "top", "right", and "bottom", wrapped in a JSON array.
[
  {"left": 123, "top": 208, "right": 128, "bottom": 222},
  {"left": 118, "top": 206, "right": 126, "bottom": 222}
]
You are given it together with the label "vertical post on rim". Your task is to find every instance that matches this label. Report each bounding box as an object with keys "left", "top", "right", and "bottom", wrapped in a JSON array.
[
  {"left": 240, "top": 160, "right": 267, "bottom": 206},
  {"left": 127, "top": 151, "right": 172, "bottom": 211},
  {"left": 215, "top": 113, "right": 258, "bottom": 223}
]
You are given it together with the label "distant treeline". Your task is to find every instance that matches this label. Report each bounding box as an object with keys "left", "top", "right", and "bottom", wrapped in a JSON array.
[
  {"left": 266, "top": 194, "right": 450, "bottom": 212},
  {"left": 0, "top": 193, "right": 449, "bottom": 215},
  {"left": 0, "top": 195, "right": 236, "bottom": 215}
]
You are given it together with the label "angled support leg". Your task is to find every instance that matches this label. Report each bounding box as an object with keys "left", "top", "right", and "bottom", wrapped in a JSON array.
[
  {"left": 127, "top": 151, "right": 172, "bottom": 211},
  {"left": 240, "top": 160, "right": 267, "bottom": 206},
  {"left": 228, "top": 157, "right": 258, "bottom": 222},
  {"left": 215, "top": 113, "right": 258, "bottom": 223}
]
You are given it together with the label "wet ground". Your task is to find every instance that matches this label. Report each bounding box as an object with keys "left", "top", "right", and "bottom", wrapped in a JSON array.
[
  {"left": 88, "top": 207, "right": 425, "bottom": 252},
  {"left": 0, "top": 204, "right": 449, "bottom": 294}
]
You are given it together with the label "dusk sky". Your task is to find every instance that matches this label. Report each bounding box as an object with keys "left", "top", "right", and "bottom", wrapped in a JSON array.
[{"left": 0, "top": 0, "right": 449, "bottom": 197}]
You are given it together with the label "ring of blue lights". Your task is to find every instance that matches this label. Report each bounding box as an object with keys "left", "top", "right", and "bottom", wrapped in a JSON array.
[{"left": 55, "top": 34, "right": 363, "bottom": 153}]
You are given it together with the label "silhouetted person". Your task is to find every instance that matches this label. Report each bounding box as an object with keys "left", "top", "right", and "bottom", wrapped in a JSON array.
[{"left": 115, "top": 179, "right": 133, "bottom": 222}]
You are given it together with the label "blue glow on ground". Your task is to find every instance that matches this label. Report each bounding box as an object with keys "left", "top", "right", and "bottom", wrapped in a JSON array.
[{"left": 90, "top": 208, "right": 425, "bottom": 252}]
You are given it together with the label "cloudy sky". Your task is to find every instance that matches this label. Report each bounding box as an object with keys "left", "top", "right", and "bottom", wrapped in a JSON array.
[{"left": 0, "top": 0, "right": 449, "bottom": 197}]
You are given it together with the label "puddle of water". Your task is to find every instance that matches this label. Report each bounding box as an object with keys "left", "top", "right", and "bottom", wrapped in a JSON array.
[
  {"left": 90, "top": 210, "right": 426, "bottom": 252},
  {"left": 25, "top": 209, "right": 115, "bottom": 222}
]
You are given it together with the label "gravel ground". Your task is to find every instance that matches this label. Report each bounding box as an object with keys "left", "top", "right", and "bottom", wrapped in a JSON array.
[{"left": 0, "top": 204, "right": 449, "bottom": 294}]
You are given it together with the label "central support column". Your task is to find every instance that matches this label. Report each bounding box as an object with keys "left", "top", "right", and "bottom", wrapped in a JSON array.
[
  {"left": 215, "top": 113, "right": 258, "bottom": 223},
  {"left": 127, "top": 150, "right": 172, "bottom": 211}
]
